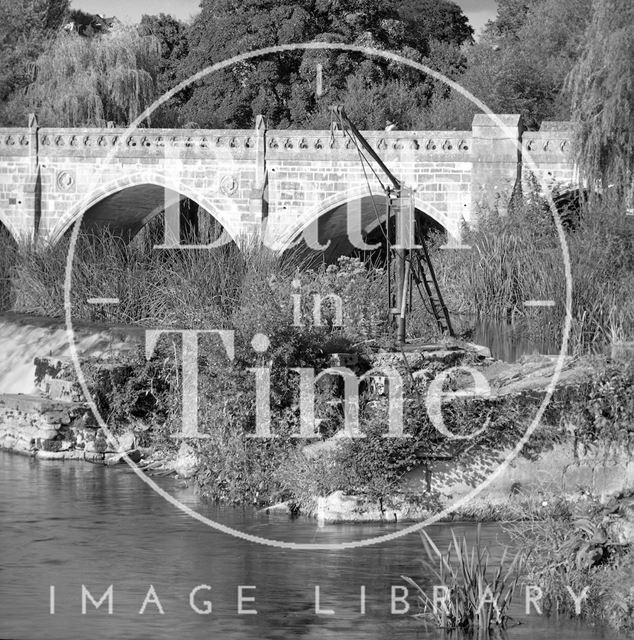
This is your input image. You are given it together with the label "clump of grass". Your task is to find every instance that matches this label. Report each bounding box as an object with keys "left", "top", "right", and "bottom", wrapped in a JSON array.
[{"left": 402, "top": 526, "right": 523, "bottom": 631}]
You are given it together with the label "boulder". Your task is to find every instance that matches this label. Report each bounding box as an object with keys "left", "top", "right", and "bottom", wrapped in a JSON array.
[
  {"left": 316, "top": 491, "right": 367, "bottom": 522},
  {"left": 115, "top": 430, "right": 136, "bottom": 452}
]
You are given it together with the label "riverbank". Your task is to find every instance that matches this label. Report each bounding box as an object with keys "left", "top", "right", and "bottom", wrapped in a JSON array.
[
  {"left": 1, "top": 314, "right": 632, "bottom": 634},
  {"left": 1, "top": 316, "right": 631, "bottom": 519}
]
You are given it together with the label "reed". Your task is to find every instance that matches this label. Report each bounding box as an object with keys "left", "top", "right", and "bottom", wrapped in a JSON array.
[
  {"left": 0, "top": 225, "right": 17, "bottom": 312},
  {"left": 5, "top": 228, "right": 294, "bottom": 328},
  {"left": 430, "top": 195, "right": 634, "bottom": 354},
  {"left": 402, "top": 526, "right": 523, "bottom": 631}
]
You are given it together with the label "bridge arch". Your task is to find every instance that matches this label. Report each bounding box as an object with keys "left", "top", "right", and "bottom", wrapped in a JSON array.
[
  {"left": 275, "top": 187, "right": 459, "bottom": 263},
  {"left": 0, "top": 212, "right": 19, "bottom": 245},
  {"left": 0, "top": 217, "right": 18, "bottom": 312},
  {"left": 49, "top": 172, "right": 241, "bottom": 245}
]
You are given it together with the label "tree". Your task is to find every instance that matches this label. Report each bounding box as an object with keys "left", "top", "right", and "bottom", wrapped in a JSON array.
[
  {"left": 138, "top": 13, "right": 190, "bottom": 127},
  {"left": 0, "top": 0, "right": 70, "bottom": 104},
  {"left": 139, "top": 13, "right": 189, "bottom": 93},
  {"left": 177, "top": 0, "right": 476, "bottom": 129},
  {"left": 565, "top": 0, "right": 634, "bottom": 196},
  {"left": 419, "top": 0, "right": 592, "bottom": 130},
  {"left": 13, "top": 24, "right": 160, "bottom": 127},
  {"left": 179, "top": 0, "right": 408, "bottom": 128},
  {"left": 398, "top": 0, "right": 473, "bottom": 52},
  {"left": 484, "top": 0, "right": 539, "bottom": 40}
]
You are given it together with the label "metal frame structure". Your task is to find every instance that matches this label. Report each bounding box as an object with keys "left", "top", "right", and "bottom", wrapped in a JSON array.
[{"left": 330, "top": 106, "right": 454, "bottom": 343}]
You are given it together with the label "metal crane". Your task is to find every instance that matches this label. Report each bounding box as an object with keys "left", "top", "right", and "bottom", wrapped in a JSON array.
[{"left": 330, "top": 105, "right": 454, "bottom": 343}]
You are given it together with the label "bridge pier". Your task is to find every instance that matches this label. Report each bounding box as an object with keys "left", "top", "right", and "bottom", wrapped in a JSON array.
[
  {"left": 247, "top": 114, "right": 268, "bottom": 238},
  {"left": 470, "top": 114, "right": 524, "bottom": 218}
]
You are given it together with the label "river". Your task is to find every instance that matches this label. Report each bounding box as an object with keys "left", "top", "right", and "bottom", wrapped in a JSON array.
[{"left": 0, "top": 451, "right": 620, "bottom": 640}]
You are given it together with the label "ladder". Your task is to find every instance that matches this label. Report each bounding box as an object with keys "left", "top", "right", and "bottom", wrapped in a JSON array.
[
  {"left": 409, "top": 236, "right": 454, "bottom": 337},
  {"left": 389, "top": 188, "right": 455, "bottom": 339}
]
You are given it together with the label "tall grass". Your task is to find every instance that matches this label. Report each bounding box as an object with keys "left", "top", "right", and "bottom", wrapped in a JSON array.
[
  {"left": 7, "top": 229, "right": 293, "bottom": 329},
  {"left": 2, "top": 188, "right": 632, "bottom": 356},
  {"left": 506, "top": 498, "right": 634, "bottom": 633},
  {"left": 430, "top": 194, "right": 634, "bottom": 354},
  {"left": 1, "top": 228, "right": 404, "bottom": 342},
  {"left": 402, "top": 526, "right": 523, "bottom": 631}
]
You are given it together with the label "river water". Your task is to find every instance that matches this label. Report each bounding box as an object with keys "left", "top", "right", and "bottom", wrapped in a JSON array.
[
  {"left": 468, "top": 316, "right": 562, "bottom": 364},
  {"left": 0, "top": 451, "right": 620, "bottom": 640}
]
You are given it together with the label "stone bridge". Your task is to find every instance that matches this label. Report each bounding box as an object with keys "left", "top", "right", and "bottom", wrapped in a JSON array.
[{"left": 0, "top": 114, "right": 576, "bottom": 255}]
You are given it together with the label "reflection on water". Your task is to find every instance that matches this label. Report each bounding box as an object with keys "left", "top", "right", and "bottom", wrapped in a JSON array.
[
  {"left": 0, "top": 452, "right": 618, "bottom": 640},
  {"left": 468, "top": 315, "right": 562, "bottom": 363}
]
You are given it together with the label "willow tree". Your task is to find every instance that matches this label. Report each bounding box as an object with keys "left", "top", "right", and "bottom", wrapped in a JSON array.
[
  {"left": 24, "top": 24, "right": 160, "bottom": 127},
  {"left": 565, "top": 0, "right": 634, "bottom": 199}
]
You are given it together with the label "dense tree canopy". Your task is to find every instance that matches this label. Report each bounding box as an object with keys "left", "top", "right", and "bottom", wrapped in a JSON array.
[
  {"left": 398, "top": 0, "right": 473, "bottom": 52},
  {"left": 484, "top": 0, "right": 539, "bottom": 39},
  {"left": 138, "top": 12, "right": 190, "bottom": 127},
  {"left": 178, "top": 0, "right": 416, "bottom": 128},
  {"left": 418, "top": 0, "right": 592, "bottom": 130},
  {"left": 139, "top": 13, "right": 189, "bottom": 93},
  {"left": 0, "top": 0, "right": 70, "bottom": 103},
  {"left": 0, "top": 0, "right": 476, "bottom": 129}
]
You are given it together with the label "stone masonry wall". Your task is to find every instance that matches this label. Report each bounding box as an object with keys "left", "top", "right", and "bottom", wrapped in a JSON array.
[{"left": 0, "top": 116, "right": 577, "bottom": 248}]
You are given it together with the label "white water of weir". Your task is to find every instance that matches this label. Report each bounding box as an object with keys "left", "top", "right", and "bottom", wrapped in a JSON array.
[{"left": 0, "top": 316, "right": 142, "bottom": 394}]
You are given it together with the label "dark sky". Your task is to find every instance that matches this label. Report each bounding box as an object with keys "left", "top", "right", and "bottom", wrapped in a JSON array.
[{"left": 73, "top": 0, "right": 498, "bottom": 35}]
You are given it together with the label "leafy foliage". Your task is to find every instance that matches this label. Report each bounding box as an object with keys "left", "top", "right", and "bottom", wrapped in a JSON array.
[
  {"left": 138, "top": 13, "right": 190, "bottom": 127},
  {"left": 174, "top": 0, "right": 473, "bottom": 129},
  {"left": 564, "top": 361, "right": 634, "bottom": 456},
  {"left": 508, "top": 498, "right": 634, "bottom": 631},
  {"left": 565, "top": 0, "right": 634, "bottom": 197},
  {"left": 0, "top": 0, "right": 70, "bottom": 106},
  {"left": 420, "top": 0, "right": 592, "bottom": 130},
  {"left": 398, "top": 0, "right": 473, "bottom": 52}
]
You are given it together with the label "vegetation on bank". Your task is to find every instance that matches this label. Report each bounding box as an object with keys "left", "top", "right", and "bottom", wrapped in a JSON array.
[
  {"left": 2, "top": 190, "right": 631, "bottom": 351},
  {"left": 1, "top": 195, "right": 630, "bottom": 634},
  {"left": 507, "top": 494, "right": 634, "bottom": 634},
  {"left": 430, "top": 192, "right": 634, "bottom": 355},
  {"left": 0, "top": 192, "right": 631, "bottom": 508}
]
